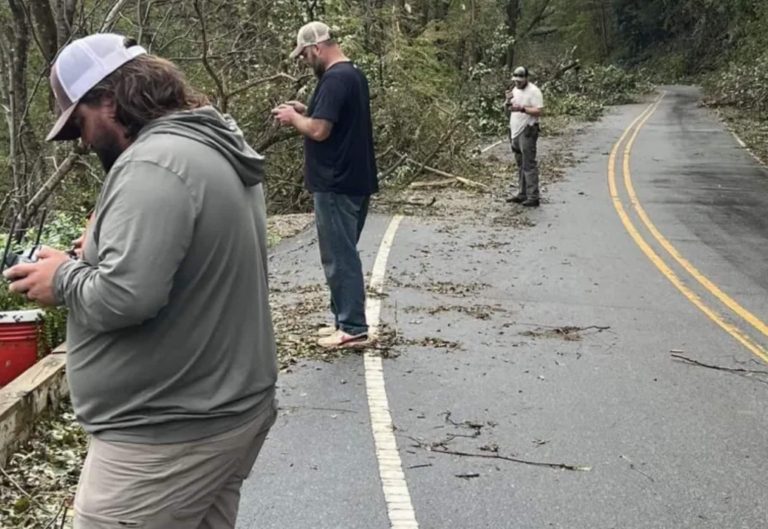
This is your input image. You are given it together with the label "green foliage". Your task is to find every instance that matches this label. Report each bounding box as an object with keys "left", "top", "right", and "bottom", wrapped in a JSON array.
[
  {"left": 698, "top": 2, "right": 768, "bottom": 120},
  {"left": 614, "top": 0, "right": 768, "bottom": 75},
  {"left": 0, "top": 281, "right": 30, "bottom": 312},
  {"left": 703, "top": 51, "right": 768, "bottom": 120},
  {"left": 0, "top": 402, "right": 86, "bottom": 529},
  {"left": 543, "top": 64, "right": 651, "bottom": 121},
  {"left": 0, "top": 212, "right": 82, "bottom": 352},
  {"left": 38, "top": 307, "right": 67, "bottom": 356}
]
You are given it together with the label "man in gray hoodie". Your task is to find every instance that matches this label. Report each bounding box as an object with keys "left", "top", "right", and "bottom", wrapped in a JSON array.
[{"left": 4, "top": 34, "right": 277, "bottom": 529}]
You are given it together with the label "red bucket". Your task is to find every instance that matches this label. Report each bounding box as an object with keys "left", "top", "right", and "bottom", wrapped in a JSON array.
[{"left": 0, "top": 310, "right": 44, "bottom": 387}]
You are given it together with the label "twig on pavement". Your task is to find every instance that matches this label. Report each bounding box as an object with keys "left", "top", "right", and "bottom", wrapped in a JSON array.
[
  {"left": 671, "top": 352, "right": 768, "bottom": 376},
  {"left": 406, "top": 436, "right": 591, "bottom": 472}
]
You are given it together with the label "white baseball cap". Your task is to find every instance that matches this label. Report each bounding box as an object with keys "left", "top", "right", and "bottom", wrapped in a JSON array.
[
  {"left": 289, "top": 21, "right": 332, "bottom": 59},
  {"left": 47, "top": 33, "right": 146, "bottom": 142}
]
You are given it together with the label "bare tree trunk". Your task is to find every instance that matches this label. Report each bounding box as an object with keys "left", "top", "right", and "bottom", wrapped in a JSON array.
[
  {"left": 55, "top": 0, "right": 79, "bottom": 46},
  {"left": 599, "top": 0, "right": 611, "bottom": 58},
  {"left": 29, "top": 0, "right": 59, "bottom": 63},
  {"left": 6, "top": 0, "right": 30, "bottom": 202},
  {"left": 504, "top": 0, "right": 520, "bottom": 69}
]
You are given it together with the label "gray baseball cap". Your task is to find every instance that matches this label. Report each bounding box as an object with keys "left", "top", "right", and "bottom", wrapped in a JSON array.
[
  {"left": 289, "top": 21, "right": 332, "bottom": 59},
  {"left": 47, "top": 33, "right": 146, "bottom": 142}
]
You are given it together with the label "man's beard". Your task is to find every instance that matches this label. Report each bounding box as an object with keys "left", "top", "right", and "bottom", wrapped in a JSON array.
[
  {"left": 92, "top": 138, "right": 124, "bottom": 172},
  {"left": 312, "top": 61, "right": 326, "bottom": 78}
]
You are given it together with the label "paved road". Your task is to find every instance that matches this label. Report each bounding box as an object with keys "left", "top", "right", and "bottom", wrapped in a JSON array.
[{"left": 237, "top": 86, "right": 768, "bottom": 529}]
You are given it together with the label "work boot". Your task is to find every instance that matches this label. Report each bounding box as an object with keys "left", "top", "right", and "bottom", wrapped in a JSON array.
[
  {"left": 522, "top": 198, "right": 540, "bottom": 207},
  {"left": 506, "top": 195, "right": 527, "bottom": 204}
]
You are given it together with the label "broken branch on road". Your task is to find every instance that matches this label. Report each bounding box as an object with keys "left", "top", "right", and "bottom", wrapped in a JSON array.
[
  {"left": 671, "top": 352, "right": 768, "bottom": 378},
  {"left": 406, "top": 437, "right": 591, "bottom": 472},
  {"left": 408, "top": 175, "right": 490, "bottom": 191},
  {"left": 519, "top": 324, "right": 611, "bottom": 341}
]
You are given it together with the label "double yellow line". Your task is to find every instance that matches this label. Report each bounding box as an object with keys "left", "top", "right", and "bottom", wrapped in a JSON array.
[{"left": 608, "top": 93, "right": 768, "bottom": 364}]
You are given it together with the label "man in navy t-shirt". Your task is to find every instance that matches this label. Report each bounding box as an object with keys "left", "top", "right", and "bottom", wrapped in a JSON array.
[{"left": 273, "top": 21, "right": 378, "bottom": 348}]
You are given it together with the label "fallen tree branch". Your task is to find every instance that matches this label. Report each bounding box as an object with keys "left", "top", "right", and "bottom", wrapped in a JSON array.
[
  {"left": 41, "top": 499, "right": 69, "bottom": 529},
  {"left": 409, "top": 178, "right": 456, "bottom": 189},
  {"left": 670, "top": 353, "right": 768, "bottom": 376},
  {"left": 395, "top": 154, "right": 490, "bottom": 190},
  {"left": 516, "top": 323, "right": 611, "bottom": 332},
  {"left": 0, "top": 464, "right": 56, "bottom": 517},
  {"left": 379, "top": 153, "right": 408, "bottom": 181},
  {"left": 0, "top": 464, "right": 32, "bottom": 499},
  {"left": 378, "top": 196, "right": 437, "bottom": 208},
  {"left": 416, "top": 170, "right": 489, "bottom": 190},
  {"left": 411, "top": 120, "right": 460, "bottom": 181},
  {"left": 454, "top": 176, "right": 489, "bottom": 190},
  {"left": 553, "top": 60, "right": 580, "bottom": 80},
  {"left": 428, "top": 447, "right": 590, "bottom": 472},
  {"left": 408, "top": 175, "right": 488, "bottom": 190},
  {"left": 406, "top": 436, "right": 590, "bottom": 472}
]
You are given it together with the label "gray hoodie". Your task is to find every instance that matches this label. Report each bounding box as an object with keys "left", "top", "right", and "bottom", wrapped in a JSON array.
[{"left": 55, "top": 107, "right": 277, "bottom": 444}]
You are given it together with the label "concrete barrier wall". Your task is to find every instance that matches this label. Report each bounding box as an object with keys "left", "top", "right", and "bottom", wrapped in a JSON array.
[{"left": 0, "top": 345, "right": 67, "bottom": 467}]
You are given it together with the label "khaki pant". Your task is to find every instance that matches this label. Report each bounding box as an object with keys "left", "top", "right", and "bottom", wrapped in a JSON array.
[{"left": 74, "top": 403, "right": 276, "bottom": 529}]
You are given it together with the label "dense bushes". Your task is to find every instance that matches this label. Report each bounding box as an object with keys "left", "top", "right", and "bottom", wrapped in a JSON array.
[{"left": 703, "top": 50, "right": 768, "bottom": 120}]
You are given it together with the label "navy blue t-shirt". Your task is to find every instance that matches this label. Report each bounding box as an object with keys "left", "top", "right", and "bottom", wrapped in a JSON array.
[{"left": 305, "top": 62, "right": 379, "bottom": 196}]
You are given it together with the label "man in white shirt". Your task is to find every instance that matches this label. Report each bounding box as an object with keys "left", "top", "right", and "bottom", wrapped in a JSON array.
[{"left": 505, "top": 66, "right": 544, "bottom": 207}]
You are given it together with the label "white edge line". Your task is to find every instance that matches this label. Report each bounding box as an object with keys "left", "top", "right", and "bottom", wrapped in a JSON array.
[
  {"left": 731, "top": 131, "right": 747, "bottom": 148},
  {"left": 731, "top": 130, "right": 767, "bottom": 167},
  {"left": 364, "top": 214, "right": 419, "bottom": 529}
]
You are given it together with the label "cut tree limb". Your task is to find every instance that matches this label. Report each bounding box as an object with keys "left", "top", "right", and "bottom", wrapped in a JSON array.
[
  {"left": 395, "top": 152, "right": 490, "bottom": 190},
  {"left": 409, "top": 178, "right": 457, "bottom": 189},
  {"left": 407, "top": 169, "right": 489, "bottom": 190}
]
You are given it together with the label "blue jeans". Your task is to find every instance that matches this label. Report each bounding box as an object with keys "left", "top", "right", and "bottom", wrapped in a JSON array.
[{"left": 313, "top": 192, "right": 370, "bottom": 336}]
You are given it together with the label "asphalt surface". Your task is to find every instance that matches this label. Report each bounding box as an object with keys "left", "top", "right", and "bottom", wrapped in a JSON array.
[{"left": 237, "top": 86, "right": 768, "bottom": 529}]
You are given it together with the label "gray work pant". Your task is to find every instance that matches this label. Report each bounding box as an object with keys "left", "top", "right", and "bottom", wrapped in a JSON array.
[
  {"left": 510, "top": 124, "right": 540, "bottom": 199},
  {"left": 73, "top": 401, "right": 277, "bottom": 529}
]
